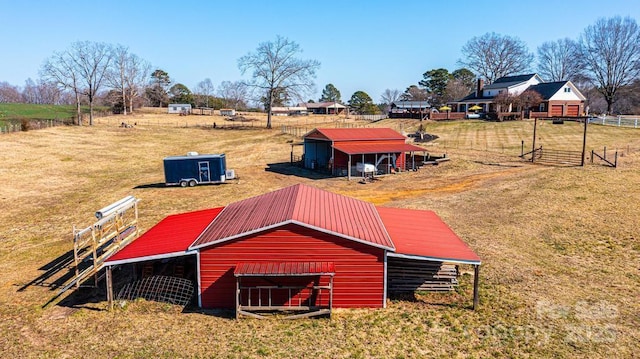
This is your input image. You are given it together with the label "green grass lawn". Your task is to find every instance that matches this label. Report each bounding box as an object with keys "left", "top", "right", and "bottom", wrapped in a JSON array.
[{"left": 0, "top": 103, "right": 109, "bottom": 124}]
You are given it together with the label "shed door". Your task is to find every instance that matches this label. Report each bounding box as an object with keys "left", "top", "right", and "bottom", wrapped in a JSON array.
[
  {"left": 198, "top": 161, "right": 210, "bottom": 182},
  {"left": 566, "top": 105, "right": 579, "bottom": 117},
  {"left": 551, "top": 105, "right": 563, "bottom": 116}
]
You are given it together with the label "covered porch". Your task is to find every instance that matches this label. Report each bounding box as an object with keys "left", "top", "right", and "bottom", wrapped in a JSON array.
[
  {"left": 332, "top": 142, "right": 427, "bottom": 180},
  {"left": 234, "top": 262, "right": 335, "bottom": 319}
]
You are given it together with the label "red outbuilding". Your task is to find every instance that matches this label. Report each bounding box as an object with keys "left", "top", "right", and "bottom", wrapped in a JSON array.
[
  {"left": 105, "top": 184, "right": 481, "bottom": 318},
  {"left": 302, "top": 128, "right": 427, "bottom": 179}
]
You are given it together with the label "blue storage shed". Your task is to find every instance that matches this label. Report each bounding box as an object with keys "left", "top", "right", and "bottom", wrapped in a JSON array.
[{"left": 164, "top": 153, "right": 227, "bottom": 187}]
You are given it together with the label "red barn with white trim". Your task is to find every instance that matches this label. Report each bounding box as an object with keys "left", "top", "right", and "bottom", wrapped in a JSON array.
[{"left": 105, "top": 184, "right": 481, "bottom": 316}]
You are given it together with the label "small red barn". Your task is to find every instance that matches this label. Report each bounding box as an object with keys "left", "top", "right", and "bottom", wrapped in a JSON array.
[
  {"left": 105, "top": 184, "right": 481, "bottom": 317},
  {"left": 302, "top": 128, "right": 426, "bottom": 178}
]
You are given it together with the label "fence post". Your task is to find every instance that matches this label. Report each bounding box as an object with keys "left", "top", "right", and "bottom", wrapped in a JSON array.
[
  {"left": 635, "top": 119, "right": 638, "bottom": 128},
  {"left": 618, "top": 116, "right": 621, "bottom": 126}
]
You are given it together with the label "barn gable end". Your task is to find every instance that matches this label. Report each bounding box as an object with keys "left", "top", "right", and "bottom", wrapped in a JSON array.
[{"left": 199, "top": 223, "right": 385, "bottom": 308}]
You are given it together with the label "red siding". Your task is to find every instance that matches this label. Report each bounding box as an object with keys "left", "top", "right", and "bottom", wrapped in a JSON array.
[{"left": 199, "top": 224, "right": 385, "bottom": 309}]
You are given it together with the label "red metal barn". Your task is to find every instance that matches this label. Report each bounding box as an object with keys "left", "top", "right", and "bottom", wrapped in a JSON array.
[
  {"left": 105, "top": 184, "right": 481, "bottom": 318},
  {"left": 302, "top": 128, "right": 426, "bottom": 179}
]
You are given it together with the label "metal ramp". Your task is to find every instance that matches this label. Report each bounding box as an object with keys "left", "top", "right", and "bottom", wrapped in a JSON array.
[{"left": 46, "top": 197, "right": 141, "bottom": 306}]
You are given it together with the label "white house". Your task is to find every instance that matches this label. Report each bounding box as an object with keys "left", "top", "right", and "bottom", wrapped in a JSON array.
[{"left": 168, "top": 104, "right": 192, "bottom": 115}]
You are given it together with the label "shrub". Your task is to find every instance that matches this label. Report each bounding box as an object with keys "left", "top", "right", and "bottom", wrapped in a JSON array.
[{"left": 20, "top": 118, "right": 31, "bottom": 132}]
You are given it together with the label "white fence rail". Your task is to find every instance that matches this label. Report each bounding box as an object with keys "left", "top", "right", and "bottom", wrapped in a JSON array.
[{"left": 588, "top": 116, "right": 640, "bottom": 128}]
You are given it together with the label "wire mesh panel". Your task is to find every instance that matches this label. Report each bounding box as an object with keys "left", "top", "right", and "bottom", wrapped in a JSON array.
[{"left": 116, "top": 275, "right": 194, "bottom": 307}]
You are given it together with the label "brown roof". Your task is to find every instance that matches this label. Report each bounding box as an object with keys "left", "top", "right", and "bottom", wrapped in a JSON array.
[{"left": 190, "top": 184, "right": 394, "bottom": 250}]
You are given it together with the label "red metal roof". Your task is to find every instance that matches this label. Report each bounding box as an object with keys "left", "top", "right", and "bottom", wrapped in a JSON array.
[
  {"left": 234, "top": 262, "right": 335, "bottom": 276},
  {"left": 307, "top": 128, "right": 406, "bottom": 141},
  {"left": 377, "top": 207, "right": 481, "bottom": 264},
  {"left": 105, "top": 207, "right": 224, "bottom": 265},
  {"left": 190, "top": 184, "right": 394, "bottom": 250},
  {"left": 333, "top": 142, "right": 426, "bottom": 155}
]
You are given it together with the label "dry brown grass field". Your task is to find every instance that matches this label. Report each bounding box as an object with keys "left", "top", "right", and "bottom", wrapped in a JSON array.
[{"left": 0, "top": 111, "right": 639, "bottom": 358}]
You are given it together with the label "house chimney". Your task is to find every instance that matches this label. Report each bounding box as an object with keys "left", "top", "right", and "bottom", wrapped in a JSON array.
[{"left": 477, "top": 79, "right": 484, "bottom": 97}]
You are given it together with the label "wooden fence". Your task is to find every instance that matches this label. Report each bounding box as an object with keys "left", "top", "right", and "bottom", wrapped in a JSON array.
[
  {"left": 430, "top": 112, "right": 467, "bottom": 121},
  {"left": 0, "top": 119, "right": 68, "bottom": 134},
  {"left": 351, "top": 114, "right": 388, "bottom": 121}
]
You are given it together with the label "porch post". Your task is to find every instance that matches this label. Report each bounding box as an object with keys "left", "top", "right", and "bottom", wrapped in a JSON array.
[
  {"left": 347, "top": 155, "right": 351, "bottom": 181},
  {"left": 236, "top": 277, "right": 240, "bottom": 319},
  {"left": 531, "top": 118, "right": 538, "bottom": 163},
  {"left": 581, "top": 116, "right": 588, "bottom": 166},
  {"left": 473, "top": 264, "right": 480, "bottom": 310}
]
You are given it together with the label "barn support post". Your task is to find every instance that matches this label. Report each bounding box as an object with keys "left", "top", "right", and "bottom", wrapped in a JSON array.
[
  {"left": 473, "top": 264, "right": 480, "bottom": 310},
  {"left": 581, "top": 117, "right": 588, "bottom": 166},
  {"left": 106, "top": 265, "right": 113, "bottom": 310},
  {"left": 347, "top": 155, "right": 352, "bottom": 181},
  {"left": 361, "top": 154, "right": 365, "bottom": 178},
  {"left": 235, "top": 277, "right": 240, "bottom": 320}
]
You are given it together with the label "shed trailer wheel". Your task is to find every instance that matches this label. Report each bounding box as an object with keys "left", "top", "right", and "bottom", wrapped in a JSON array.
[
  {"left": 180, "top": 180, "right": 188, "bottom": 187},
  {"left": 188, "top": 180, "right": 197, "bottom": 187}
]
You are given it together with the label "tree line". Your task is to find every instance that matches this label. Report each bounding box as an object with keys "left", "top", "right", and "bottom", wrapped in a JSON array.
[{"left": 0, "top": 15, "right": 638, "bottom": 127}]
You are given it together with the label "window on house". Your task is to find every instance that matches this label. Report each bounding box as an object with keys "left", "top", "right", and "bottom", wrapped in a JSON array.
[
  {"left": 498, "top": 90, "right": 503, "bottom": 94},
  {"left": 564, "top": 87, "right": 571, "bottom": 93}
]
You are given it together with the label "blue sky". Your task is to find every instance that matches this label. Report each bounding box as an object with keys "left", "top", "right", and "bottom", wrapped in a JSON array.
[{"left": 1, "top": 0, "right": 639, "bottom": 103}]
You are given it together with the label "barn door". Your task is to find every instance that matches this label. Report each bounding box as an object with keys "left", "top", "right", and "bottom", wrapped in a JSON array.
[{"left": 198, "top": 161, "right": 210, "bottom": 183}]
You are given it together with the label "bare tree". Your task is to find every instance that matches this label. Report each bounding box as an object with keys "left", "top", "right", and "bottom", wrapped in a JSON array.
[
  {"left": 379, "top": 88, "right": 400, "bottom": 112},
  {"left": 537, "top": 38, "right": 582, "bottom": 82},
  {"left": 443, "top": 79, "right": 470, "bottom": 103},
  {"left": 400, "top": 85, "right": 429, "bottom": 101},
  {"left": 107, "top": 46, "right": 151, "bottom": 114},
  {"left": 123, "top": 54, "right": 150, "bottom": 114},
  {"left": 459, "top": 32, "right": 533, "bottom": 84},
  {"left": 579, "top": 16, "right": 640, "bottom": 114},
  {"left": 0, "top": 82, "right": 22, "bottom": 103},
  {"left": 238, "top": 35, "right": 320, "bottom": 128},
  {"left": 194, "top": 78, "right": 215, "bottom": 108},
  {"left": 41, "top": 49, "right": 83, "bottom": 124},
  {"left": 108, "top": 45, "right": 130, "bottom": 115},
  {"left": 70, "top": 41, "right": 113, "bottom": 124},
  {"left": 218, "top": 80, "right": 248, "bottom": 110}
]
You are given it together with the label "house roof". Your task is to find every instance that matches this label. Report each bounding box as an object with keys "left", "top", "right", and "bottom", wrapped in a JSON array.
[
  {"left": 305, "top": 128, "right": 406, "bottom": 141},
  {"left": 303, "top": 102, "right": 346, "bottom": 109},
  {"left": 234, "top": 262, "right": 336, "bottom": 277},
  {"left": 378, "top": 207, "right": 481, "bottom": 265},
  {"left": 104, "top": 207, "right": 224, "bottom": 266},
  {"left": 527, "top": 81, "right": 585, "bottom": 101},
  {"left": 333, "top": 142, "right": 426, "bottom": 155},
  {"left": 190, "top": 184, "right": 395, "bottom": 251},
  {"left": 526, "top": 82, "right": 566, "bottom": 100},
  {"left": 391, "top": 100, "right": 431, "bottom": 109}
]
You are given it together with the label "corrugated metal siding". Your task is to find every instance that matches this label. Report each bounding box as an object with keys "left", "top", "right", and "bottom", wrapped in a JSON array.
[
  {"left": 234, "top": 261, "right": 335, "bottom": 276},
  {"left": 200, "top": 224, "right": 385, "bottom": 308}
]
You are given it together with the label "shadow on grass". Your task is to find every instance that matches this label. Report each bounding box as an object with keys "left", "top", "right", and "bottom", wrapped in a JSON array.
[
  {"left": 134, "top": 182, "right": 230, "bottom": 189},
  {"left": 389, "top": 291, "right": 473, "bottom": 310},
  {"left": 265, "top": 162, "right": 333, "bottom": 180},
  {"left": 18, "top": 249, "right": 77, "bottom": 293}
]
